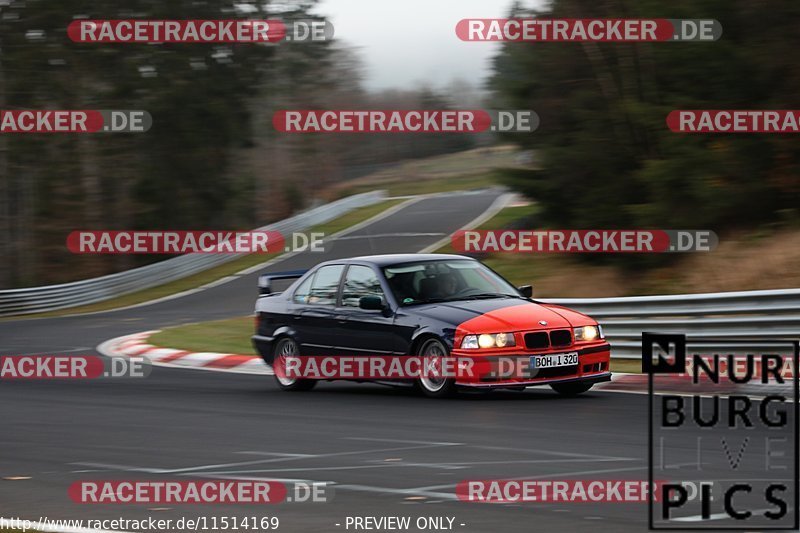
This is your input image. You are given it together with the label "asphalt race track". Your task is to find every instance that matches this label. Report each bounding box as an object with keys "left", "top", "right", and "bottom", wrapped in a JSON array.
[{"left": 1, "top": 190, "right": 785, "bottom": 532}]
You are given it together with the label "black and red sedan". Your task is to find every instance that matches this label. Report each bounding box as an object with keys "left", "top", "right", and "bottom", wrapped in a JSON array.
[{"left": 252, "top": 254, "right": 611, "bottom": 397}]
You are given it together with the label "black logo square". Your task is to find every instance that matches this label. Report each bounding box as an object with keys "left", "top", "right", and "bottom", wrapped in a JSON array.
[{"left": 642, "top": 332, "right": 686, "bottom": 374}]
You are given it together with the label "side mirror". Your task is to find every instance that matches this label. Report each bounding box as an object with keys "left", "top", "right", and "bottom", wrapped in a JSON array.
[
  {"left": 359, "top": 295, "right": 384, "bottom": 310},
  {"left": 258, "top": 275, "right": 271, "bottom": 296},
  {"left": 518, "top": 285, "right": 533, "bottom": 298}
]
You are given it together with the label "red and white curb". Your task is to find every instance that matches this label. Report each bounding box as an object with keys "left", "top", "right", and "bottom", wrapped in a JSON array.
[{"left": 97, "top": 331, "right": 272, "bottom": 375}]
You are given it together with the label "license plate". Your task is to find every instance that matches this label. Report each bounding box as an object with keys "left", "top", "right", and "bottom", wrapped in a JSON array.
[{"left": 531, "top": 352, "right": 578, "bottom": 369}]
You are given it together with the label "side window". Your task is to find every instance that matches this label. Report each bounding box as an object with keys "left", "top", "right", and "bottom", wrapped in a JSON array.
[
  {"left": 342, "top": 265, "right": 385, "bottom": 307},
  {"left": 307, "top": 265, "right": 345, "bottom": 306},
  {"left": 292, "top": 275, "right": 314, "bottom": 304}
]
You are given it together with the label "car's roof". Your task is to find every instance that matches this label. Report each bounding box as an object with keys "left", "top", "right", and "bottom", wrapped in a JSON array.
[{"left": 323, "top": 253, "right": 476, "bottom": 267}]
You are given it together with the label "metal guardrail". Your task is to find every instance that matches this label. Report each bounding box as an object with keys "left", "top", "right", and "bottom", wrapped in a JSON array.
[
  {"left": 546, "top": 289, "right": 800, "bottom": 359},
  {"left": 0, "top": 191, "right": 387, "bottom": 316}
]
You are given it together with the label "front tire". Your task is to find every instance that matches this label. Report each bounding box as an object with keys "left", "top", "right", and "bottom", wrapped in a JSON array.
[
  {"left": 273, "top": 337, "right": 316, "bottom": 392},
  {"left": 416, "top": 338, "right": 457, "bottom": 398},
  {"left": 550, "top": 381, "right": 593, "bottom": 396}
]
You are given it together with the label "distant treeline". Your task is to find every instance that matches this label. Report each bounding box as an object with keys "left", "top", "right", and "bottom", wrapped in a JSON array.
[
  {"left": 0, "top": 0, "right": 478, "bottom": 287},
  {"left": 490, "top": 0, "right": 800, "bottom": 235}
]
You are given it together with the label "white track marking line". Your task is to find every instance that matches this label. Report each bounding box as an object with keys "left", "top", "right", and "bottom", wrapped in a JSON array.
[
  {"left": 69, "top": 462, "right": 168, "bottom": 474},
  {"left": 438, "top": 458, "right": 636, "bottom": 467},
  {"left": 201, "top": 463, "right": 463, "bottom": 475},
  {"left": 206, "top": 474, "right": 329, "bottom": 484},
  {"left": 69, "top": 455, "right": 322, "bottom": 475},
  {"left": 593, "top": 387, "right": 772, "bottom": 401},
  {"left": 417, "top": 192, "right": 515, "bottom": 253},
  {"left": 344, "top": 437, "right": 463, "bottom": 446},
  {"left": 331, "top": 232, "right": 446, "bottom": 241},
  {"left": 196, "top": 275, "right": 237, "bottom": 290},
  {"left": 189, "top": 444, "right": 468, "bottom": 475},
  {"left": 71, "top": 443, "right": 462, "bottom": 476},
  {"left": 203, "top": 452, "right": 629, "bottom": 476},
  {"left": 235, "top": 196, "right": 424, "bottom": 277},
  {"left": 453, "top": 443, "right": 630, "bottom": 461},
  {"left": 327, "top": 483, "right": 458, "bottom": 500},
  {"left": 266, "top": 442, "right": 465, "bottom": 459},
  {"left": 235, "top": 452, "right": 315, "bottom": 457}
]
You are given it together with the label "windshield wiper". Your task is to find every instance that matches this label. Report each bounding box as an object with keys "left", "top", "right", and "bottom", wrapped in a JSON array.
[
  {"left": 404, "top": 293, "right": 522, "bottom": 305},
  {"left": 457, "top": 293, "right": 521, "bottom": 301},
  {"left": 403, "top": 297, "right": 450, "bottom": 305}
]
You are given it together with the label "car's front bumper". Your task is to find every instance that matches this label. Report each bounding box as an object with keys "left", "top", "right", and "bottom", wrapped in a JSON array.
[
  {"left": 451, "top": 342, "right": 611, "bottom": 388},
  {"left": 457, "top": 371, "right": 612, "bottom": 389}
]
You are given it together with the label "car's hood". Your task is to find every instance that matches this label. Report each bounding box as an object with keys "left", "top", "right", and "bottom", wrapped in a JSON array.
[{"left": 408, "top": 298, "right": 593, "bottom": 332}]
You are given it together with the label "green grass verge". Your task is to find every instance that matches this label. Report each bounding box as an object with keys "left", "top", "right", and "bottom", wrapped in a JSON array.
[
  {"left": 610, "top": 359, "right": 641, "bottom": 373},
  {"left": 10, "top": 199, "right": 404, "bottom": 319},
  {"left": 150, "top": 315, "right": 643, "bottom": 374},
  {"left": 330, "top": 146, "right": 525, "bottom": 198},
  {"left": 311, "top": 198, "right": 403, "bottom": 235},
  {"left": 150, "top": 315, "right": 256, "bottom": 355}
]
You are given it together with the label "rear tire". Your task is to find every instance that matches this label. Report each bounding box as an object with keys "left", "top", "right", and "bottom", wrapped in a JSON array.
[
  {"left": 550, "top": 381, "right": 593, "bottom": 396},
  {"left": 273, "top": 337, "right": 316, "bottom": 392},
  {"left": 415, "top": 338, "right": 457, "bottom": 398}
]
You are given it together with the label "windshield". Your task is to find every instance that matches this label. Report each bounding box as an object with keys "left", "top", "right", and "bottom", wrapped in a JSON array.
[{"left": 382, "top": 260, "right": 522, "bottom": 306}]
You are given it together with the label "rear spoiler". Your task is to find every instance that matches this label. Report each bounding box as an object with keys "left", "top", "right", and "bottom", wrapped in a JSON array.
[{"left": 258, "top": 269, "right": 307, "bottom": 296}]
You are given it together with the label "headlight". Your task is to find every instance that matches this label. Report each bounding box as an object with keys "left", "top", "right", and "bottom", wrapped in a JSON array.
[
  {"left": 461, "top": 333, "right": 516, "bottom": 349},
  {"left": 574, "top": 325, "right": 602, "bottom": 342},
  {"left": 461, "top": 335, "right": 479, "bottom": 349}
]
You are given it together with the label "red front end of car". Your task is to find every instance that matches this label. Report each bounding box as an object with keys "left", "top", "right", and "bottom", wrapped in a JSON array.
[{"left": 450, "top": 303, "right": 612, "bottom": 389}]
